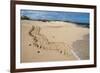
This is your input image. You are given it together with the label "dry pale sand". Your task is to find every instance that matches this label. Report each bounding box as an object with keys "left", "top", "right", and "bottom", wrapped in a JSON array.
[{"left": 21, "top": 20, "right": 89, "bottom": 63}]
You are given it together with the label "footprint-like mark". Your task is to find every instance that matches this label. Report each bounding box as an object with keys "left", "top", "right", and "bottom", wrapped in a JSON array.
[{"left": 28, "top": 25, "right": 69, "bottom": 56}]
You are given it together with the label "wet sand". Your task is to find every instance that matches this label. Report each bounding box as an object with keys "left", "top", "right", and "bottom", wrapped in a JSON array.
[
  {"left": 21, "top": 20, "right": 89, "bottom": 63},
  {"left": 72, "top": 34, "right": 89, "bottom": 60}
]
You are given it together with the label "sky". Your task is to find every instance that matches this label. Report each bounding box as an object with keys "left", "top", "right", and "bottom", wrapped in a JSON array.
[{"left": 21, "top": 10, "right": 90, "bottom": 24}]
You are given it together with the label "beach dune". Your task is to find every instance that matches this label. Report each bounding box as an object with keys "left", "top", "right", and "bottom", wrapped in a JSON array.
[{"left": 21, "top": 20, "right": 89, "bottom": 63}]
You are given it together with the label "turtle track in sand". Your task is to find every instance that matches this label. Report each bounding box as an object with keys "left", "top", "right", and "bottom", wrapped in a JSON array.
[{"left": 28, "top": 25, "right": 75, "bottom": 57}]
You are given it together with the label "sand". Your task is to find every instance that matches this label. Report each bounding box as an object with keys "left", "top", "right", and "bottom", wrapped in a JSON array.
[{"left": 21, "top": 20, "right": 89, "bottom": 63}]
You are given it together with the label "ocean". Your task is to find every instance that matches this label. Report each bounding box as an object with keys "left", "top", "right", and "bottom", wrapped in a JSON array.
[{"left": 21, "top": 10, "right": 90, "bottom": 27}]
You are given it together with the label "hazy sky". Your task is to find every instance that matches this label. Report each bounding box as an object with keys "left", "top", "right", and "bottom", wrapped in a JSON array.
[{"left": 21, "top": 10, "right": 89, "bottom": 24}]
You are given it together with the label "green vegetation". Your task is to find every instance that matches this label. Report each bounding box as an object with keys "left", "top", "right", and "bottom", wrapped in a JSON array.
[{"left": 21, "top": 16, "right": 31, "bottom": 20}]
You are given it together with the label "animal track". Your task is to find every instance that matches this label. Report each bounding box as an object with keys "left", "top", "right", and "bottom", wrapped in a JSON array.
[{"left": 29, "top": 25, "right": 68, "bottom": 55}]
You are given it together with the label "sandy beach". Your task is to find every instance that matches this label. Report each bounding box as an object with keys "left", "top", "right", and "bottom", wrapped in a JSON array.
[{"left": 21, "top": 20, "right": 89, "bottom": 63}]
